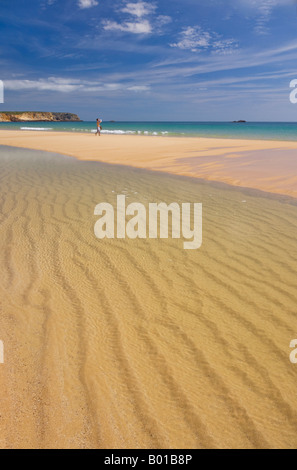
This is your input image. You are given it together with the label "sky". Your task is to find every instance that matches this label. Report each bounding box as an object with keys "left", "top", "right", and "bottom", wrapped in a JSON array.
[{"left": 1, "top": 0, "right": 297, "bottom": 121}]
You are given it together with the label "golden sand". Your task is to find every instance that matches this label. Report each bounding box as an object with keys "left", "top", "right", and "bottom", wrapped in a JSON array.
[
  {"left": 1, "top": 131, "right": 297, "bottom": 198},
  {"left": 0, "top": 144, "right": 297, "bottom": 449}
]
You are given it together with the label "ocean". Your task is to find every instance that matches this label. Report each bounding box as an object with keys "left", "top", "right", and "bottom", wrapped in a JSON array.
[{"left": 1, "top": 121, "right": 297, "bottom": 141}]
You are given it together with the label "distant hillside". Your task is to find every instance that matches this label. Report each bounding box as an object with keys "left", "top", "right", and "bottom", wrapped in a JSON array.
[{"left": 0, "top": 112, "right": 81, "bottom": 122}]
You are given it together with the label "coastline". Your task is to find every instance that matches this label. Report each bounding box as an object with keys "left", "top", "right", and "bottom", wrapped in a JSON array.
[
  {"left": 2, "top": 121, "right": 297, "bottom": 143},
  {"left": 1, "top": 130, "right": 297, "bottom": 198}
]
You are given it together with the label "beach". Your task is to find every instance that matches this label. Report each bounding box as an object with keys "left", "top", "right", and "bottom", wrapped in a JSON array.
[
  {"left": 3, "top": 0, "right": 297, "bottom": 451},
  {"left": 1, "top": 130, "right": 297, "bottom": 198},
  {"left": 0, "top": 135, "right": 297, "bottom": 449}
]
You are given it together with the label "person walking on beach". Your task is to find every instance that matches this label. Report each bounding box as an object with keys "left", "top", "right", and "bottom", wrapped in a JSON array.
[{"left": 95, "top": 118, "right": 102, "bottom": 136}]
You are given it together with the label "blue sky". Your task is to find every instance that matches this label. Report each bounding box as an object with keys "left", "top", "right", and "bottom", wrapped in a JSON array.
[{"left": 1, "top": 0, "right": 297, "bottom": 121}]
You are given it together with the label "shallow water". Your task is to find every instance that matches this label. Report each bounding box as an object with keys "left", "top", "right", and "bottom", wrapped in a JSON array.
[
  {"left": 0, "top": 145, "right": 297, "bottom": 449},
  {"left": 2, "top": 121, "right": 297, "bottom": 141}
]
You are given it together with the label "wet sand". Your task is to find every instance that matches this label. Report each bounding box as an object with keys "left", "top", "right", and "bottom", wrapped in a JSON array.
[
  {"left": 1, "top": 131, "right": 297, "bottom": 198},
  {"left": 0, "top": 145, "right": 297, "bottom": 449}
]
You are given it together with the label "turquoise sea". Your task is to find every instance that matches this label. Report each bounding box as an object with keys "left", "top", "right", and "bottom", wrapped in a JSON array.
[{"left": 1, "top": 121, "right": 297, "bottom": 141}]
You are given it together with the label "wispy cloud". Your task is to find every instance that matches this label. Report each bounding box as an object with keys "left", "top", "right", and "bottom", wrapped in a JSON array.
[
  {"left": 95, "top": 40, "right": 297, "bottom": 89},
  {"left": 237, "top": 0, "right": 291, "bottom": 35},
  {"left": 254, "top": 0, "right": 278, "bottom": 34},
  {"left": 127, "top": 85, "right": 150, "bottom": 92},
  {"left": 170, "top": 26, "right": 238, "bottom": 54},
  {"left": 78, "top": 0, "right": 98, "bottom": 9},
  {"left": 212, "top": 39, "right": 239, "bottom": 55},
  {"left": 102, "top": 1, "right": 171, "bottom": 35},
  {"left": 5, "top": 78, "right": 83, "bottom": 93},
  {"left": 3, "top": 77, "right": 150, "bottom": 94},
  {"left": 170, "top": 27, "right": 211, "bottom": 52},
  {"left": 121, "top": 2, "right": 157, "bottom": 18},
  {"left": 103, "top": 19, "right": 152, "bottom": 34}
]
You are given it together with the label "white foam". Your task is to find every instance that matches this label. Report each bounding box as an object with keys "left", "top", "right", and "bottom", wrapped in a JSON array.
[
  {"left": 101, "top": 129, "right": 136, "bottom": 135},
  {"left": 90, "top": 128, "right": 169, "bottom": 136},
  {"left": 21, "top": 127, "right": 53, "bottom": 131}
]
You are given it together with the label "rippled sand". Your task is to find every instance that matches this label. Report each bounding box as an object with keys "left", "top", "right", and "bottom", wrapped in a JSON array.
[
  {"left": 1, "top": 131, "right": 297, "bottom": 198},
  {"left": 0, "top": 145, "right": 297, "bottom": 449}
]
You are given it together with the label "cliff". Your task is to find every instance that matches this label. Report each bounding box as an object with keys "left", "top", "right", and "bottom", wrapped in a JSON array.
[{"left": 0, "top": 112, "right": 81, "bottom": 122}]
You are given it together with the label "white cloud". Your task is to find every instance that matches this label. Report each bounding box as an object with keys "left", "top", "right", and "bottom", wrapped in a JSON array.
[
  {"left": 4, "top": 78, "right": 83, "bottom": 93},
  {"left": 121, "top": 2, "right": 156, "bottom": 18},
  {"left": 212, "top": 39, "right": 239, "bottom": 55},
  {"left": 237, "top": 0, "right": 291, "bottom": 34},
  {"left": 170, "top": 27, "right": 238, "bottom": 54},
  {"left": 170, "top": 27, "right": 211, "bottom": 52},
  {"left": 78, "top": 0, "right": 98, "bottom": 9},
  {"left": 4, "top": 77, "right": 151, "bottom": 94},
  {"left": 103, "top": 19, "right": 152, "bottom": 34},
  {"left": 156, "top": 15, "right": 172, "bottom": 27},
  {"left": 255, "top": 0, "right": 278, "bottom": 34},
  {"left": 102, "top": 2, "right": 171, "bottom": 35},
  {"left": 127, "top": 85, "right": 150, "bottom": 92}
]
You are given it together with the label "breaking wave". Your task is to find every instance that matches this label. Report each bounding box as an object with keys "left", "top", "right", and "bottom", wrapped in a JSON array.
[{"left": 20, "top": 127, "right": 53, "bottom": 131}]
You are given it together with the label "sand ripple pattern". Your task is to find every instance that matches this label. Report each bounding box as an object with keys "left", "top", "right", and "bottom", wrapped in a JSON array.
[{"left": 0, "top": 145, "right": 297, "bottom": 449}]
